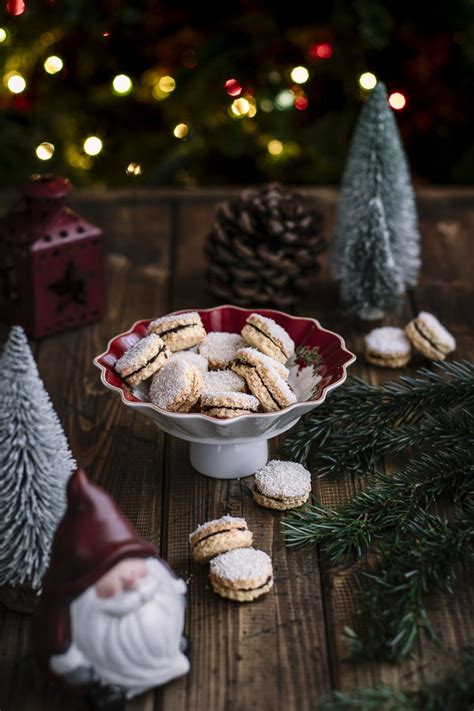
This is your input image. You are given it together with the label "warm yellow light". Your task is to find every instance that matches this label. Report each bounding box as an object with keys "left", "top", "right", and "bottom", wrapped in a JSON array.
[
  {"left": 126, "top": 162, "right": 142, "bottom": 176},
  {"left": 158, "top": 75, "right": 176, "bottom": 93},
  {"left": 231, "top": 97, "right": 250, "bottom": 117},
  {"left": 267, "top": 139, "right": 284, "bottom": 156},
  {"left": 112, "top": 74, "right": 133, "bottom": 95},
  {"left": 173, "top": 123, "right": 188, "bottom": 139},
  {"left": 6, "top": 72, "right": 26, "bottom": 94},
  {"left": 35, "top": 142, "right": 55, "bottom": 160},
  {"left": 290, "top": 65, "right": 309, "bottom": 84},
  {"left": 83, "top": 136, "right": 103, "bottom": 156},
  {"left": 0, "top": 28, "right": 8, "bottom": 43},
  {"left": 388, "top": 91, "right": 406, "bottom": 110},
  {"left": 359, "top": 72, "right": 377, "bottom": 90},
  {"left": 44, "top": 55, "right": 63, "bottom": 75}
]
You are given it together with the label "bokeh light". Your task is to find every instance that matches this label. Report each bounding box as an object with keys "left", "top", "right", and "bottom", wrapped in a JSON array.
[
  {"left": 173, "top": 123, "right": 188, "bottom": 138},
  {"left": 0, "top": 28, "right": 8, "bottom": 43},
  {"left": 35, "top": 142, "right": 55, "bottom": 160},
  {"left": 389, "top": 91, "right": 407, "bottom": 110},
  {"left": 126, "top": 162, "right": 142, "bottom": 176},
  {"left": 294, "top": 95, "right": 309, "bottom": 110},
  {"left": 260, "top": 98, "right": 273, "bottom": 113},
  {"left": 5, "top": 72, "right": 26, "bottom": 94},
  {"left": 267, "top": 140, "right": 284, "bottom": 156},
  {"left": 231, "top": 97, "right": 250, "bottom": 117},
  {"left": 359, "top": 72, "right": 377, "bottom": 90},
  {"left": 309, "top": 42, "right": 333, "bottom": 59},
  {"left": 224, "top": 78, "right": 242, "bottom": 97},
  {"left": 83, "top": 136, "right": 103, "bottom": 156},
  {"left": 44, "top": 56, "right": 64, "bottom": 74},
  {"left": 158, "top": 75, "right": 176, "bottom": 93},
  {"left": 112, "top": 74, "right": 133, "bottom": 95},
  {"left": 275, "top": 89, "right": 294, "bottom": 110},
  {"left": 290, "top": 66, "right": 309, "bottom": 84}
]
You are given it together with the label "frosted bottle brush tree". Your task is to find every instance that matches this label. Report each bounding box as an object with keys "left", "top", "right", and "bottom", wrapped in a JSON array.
[
  {"left": 0, "top": 326, "right": 75, "bottom": 606},
  {"left": 331, "top": 82, "right": 420, "bottom": 319}
]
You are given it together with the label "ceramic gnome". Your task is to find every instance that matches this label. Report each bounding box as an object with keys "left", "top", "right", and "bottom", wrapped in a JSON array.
[{"left": 31, "top": 468, "right": 189, "bottom": 709}]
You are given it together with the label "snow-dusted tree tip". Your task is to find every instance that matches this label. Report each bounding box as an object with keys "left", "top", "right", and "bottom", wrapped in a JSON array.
[
  {"left": 331, "top": 81, "right": 420, "bottom": 319},
  {"left": 0, "top": 326, "right": 75, "bottom": 590}
]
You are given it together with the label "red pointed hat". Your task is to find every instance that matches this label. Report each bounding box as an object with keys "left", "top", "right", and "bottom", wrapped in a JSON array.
[{"left": 42, "top": 468, "right": 157, "bottom": 597}]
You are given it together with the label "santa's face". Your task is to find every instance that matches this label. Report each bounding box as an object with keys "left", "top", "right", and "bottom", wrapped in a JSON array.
[{"left": 69, "top": 556, "right": 189, "bottom": 695}]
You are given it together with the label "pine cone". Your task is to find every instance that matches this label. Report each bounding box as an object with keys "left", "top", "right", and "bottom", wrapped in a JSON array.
[{"left": 204, "top": 183, "right": 326, "bottom": 308}]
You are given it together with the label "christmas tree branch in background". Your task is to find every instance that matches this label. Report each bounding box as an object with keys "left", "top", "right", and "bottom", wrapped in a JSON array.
[
  {"left": 283, "top": 361, "right": 474, "bottom": 473},
  {"left": 316, "top": 645, "right": 474, "bottom": 711}
]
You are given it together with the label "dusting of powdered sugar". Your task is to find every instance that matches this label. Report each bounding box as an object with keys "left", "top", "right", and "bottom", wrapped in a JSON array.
[
  {"left": 169, "top": 350, "right": 208, "bottom": 373},
  {"left": 418, "top": 312, "right": 456, "bottom": 349},
  {"left": 364, "top": 327, "right": 411, "bottom": 356},
  {"left": 210, "top": 547, "right": 272, "bottom": 581},
  {"left": 202, "top": 370, "right": 245, "bottom": 394},
  {"left": 199, "top": 332, "right": 245, "bottom": 365},
  {"left": 115, "top": 333, "right": 164, "bottom": 373},
  {"left": 149, "top": 311, "right": 202, "bottom": 328},
  {"left": 149, "top": 359, "right": 194, "bottom": 409},
  {"left": 248, "top": 314, "right": 295, "bottom": 355},
  {"left": 235, "top": 347, "right": 290, "bottom": 379},
  {"left": 255, "top": 459, "right": 311, "bottom": 498},
  {"left": 201, "top": 391, "right": 259, "bottom": 409},
  {"left": 189, "top": 515, "right": 247, "bottom": 541}
]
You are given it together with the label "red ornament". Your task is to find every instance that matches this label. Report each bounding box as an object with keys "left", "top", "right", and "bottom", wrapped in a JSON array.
[
  {"left": 6, "top": 0, "right": 25, "bottom": 15},
  {"left": 0, "top": 175, "right": 104, "bottom": 338},
  {"left": 309, "top": 43, "right": 333, "bottom": 60},
  {"left": 224, "top": 78, "right": 242, "bottom": 97}
]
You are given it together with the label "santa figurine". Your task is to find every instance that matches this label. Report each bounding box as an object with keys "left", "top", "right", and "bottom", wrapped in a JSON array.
[{"left": 31, "top": 468, "right": 190, "bottom": 710}]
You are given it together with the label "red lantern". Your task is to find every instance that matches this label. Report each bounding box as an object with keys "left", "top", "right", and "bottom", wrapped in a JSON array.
[{"left": 0, "top": 175, "right": 104, "bottom": 339}]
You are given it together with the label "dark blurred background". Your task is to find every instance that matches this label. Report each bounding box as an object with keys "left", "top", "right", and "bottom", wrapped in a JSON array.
[{"left": 0, "top": 0, "right": 473, "bottom": 187}]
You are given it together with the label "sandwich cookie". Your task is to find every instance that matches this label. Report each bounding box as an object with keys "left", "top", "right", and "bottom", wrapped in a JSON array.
[
  {"left": 364, "top": 327, "right": 412, "bottom": 368},
  {"left": 232, "top": 347, "right": 289, "bottom": 381},
  {"left": 198, "top": 332, "right": 245, "bottom": 370},
  {"left": 148, "top": 311, "right": 206, "bottom": 352},
  {"left": 169, "top": 350, "right": 209, "bottom": 373},
  {"left": 253, "top": 459, "right": 311, "bottom": 510},
  {"left": 189, "top": 515, "right": 253, "bottom": 563},
  {"left": 405, "top": 312, "right": 456, "bottom": 361},
  {"left": 202, "top": 369, "right": 246, "bottom": 394},
  {"left": 231, "top": 348, "right": 296, "bottom": 413},
  {"left": 241, "top": 313, "right": 295, "bottom": 363},
  {"left": 209, "top": 547, "right": 274, "bottom": 602},
  {"left": 200, "top": 391, "right": 259, "bottom": 418},
  {"left": 115, "top": 333, "right": 170, "bottom": 387},
  {"left": 149, "top": 358, "right": 203, "bottom": 412}
]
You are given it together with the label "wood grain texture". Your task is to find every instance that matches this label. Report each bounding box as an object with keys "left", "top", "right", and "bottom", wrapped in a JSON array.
[{"left": 0, "top": 188, "right": 473, "bottom": 711}]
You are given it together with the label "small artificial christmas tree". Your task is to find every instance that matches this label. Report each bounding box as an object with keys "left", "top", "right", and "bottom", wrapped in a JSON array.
[
  {"left": 331, "top": 81, "right": 420, "bottom": 319},
  {"left": 0, "top": 326, "right": 75, "bottom": 612}
]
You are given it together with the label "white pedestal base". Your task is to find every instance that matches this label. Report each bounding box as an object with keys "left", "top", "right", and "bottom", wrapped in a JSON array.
[{"left": 189, "top": 439, "right": 269, "bottom": 479}]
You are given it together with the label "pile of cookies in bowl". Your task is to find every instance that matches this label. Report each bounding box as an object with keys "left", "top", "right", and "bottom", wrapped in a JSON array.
[{"left": 114, "top": 311, "right": 298, "bottom": 418}]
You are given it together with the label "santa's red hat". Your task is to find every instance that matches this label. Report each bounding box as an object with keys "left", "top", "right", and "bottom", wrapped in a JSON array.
[
  {"left": 42, "top": 468, "right": 157, "bottom": 597},
  {"left": 32, "top": 468, "right": 157, "bottom": 673}
]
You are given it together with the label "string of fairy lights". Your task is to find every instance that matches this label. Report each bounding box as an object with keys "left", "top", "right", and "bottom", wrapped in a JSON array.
[{"left": 0, "top": 28, "right": 408, "bottom": 176}]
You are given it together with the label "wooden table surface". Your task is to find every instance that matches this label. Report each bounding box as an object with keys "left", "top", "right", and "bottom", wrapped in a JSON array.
[{"left": 1, "top": 187, "right": 473, "bottom": 711}]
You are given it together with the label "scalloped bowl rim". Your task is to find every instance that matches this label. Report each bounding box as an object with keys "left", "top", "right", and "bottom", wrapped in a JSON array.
[{"left": 93, "top": 305, "right": 356, "bottom": 426}]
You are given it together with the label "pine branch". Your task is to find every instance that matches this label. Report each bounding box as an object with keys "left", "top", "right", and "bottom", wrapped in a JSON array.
[
  {"left": 344, "top": 503, "right": 474, "bottom": 661},
  {"left": 283, "top": 361, "right": 474, "bottom": 468},
  {"left": 284, "top": 445, "right": 474, "bottom": 561},
  {"left": 316, "top": 645, "right": 474, "bottom": 711}
]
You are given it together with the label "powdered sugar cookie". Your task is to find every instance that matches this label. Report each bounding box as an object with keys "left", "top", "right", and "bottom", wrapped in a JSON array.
[
  {"left": 253, "top": 460, "right": 311, "bottom": 510},
  {"left": 149, "top": 359, "right": 202, "bottom": 412},
  {"left": 169, "top": 350, "right": 209, "bottom": 373},
  {"left": 209, "top": 547, "right": 273, "bottom": 602},
  {"left": 198, "top": 332, "right": 245, "bottom": 369},
  {"left": 148, "top": 311, "right": 206, "bottom": 352},
  {"left": 189, "top": 515, "right": 252, "bottom": 563},
  {"left": 202, "top": 370, "right": 246, "bottom": 394},
  {"left": 405, "top": 312, "right": 456, "bottom": 361},
  {"left": 241, "top": 313, "right": 295, "bottom": 363},
  {"left": 115, "top": 333, "right": 170, "bottom": 387},
  {"left": 231, "top": 347, "right": 296, "bottom": 412},
  {"left": 364, "top": 327, "right": 412, "bottom": 368},
  {"left": 200, "top": 391, "right": 259, "bottom": 418}
]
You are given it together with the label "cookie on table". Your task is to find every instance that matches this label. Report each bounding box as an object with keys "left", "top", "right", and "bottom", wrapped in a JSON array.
[
  {"left": 405, "top": 312, "right": 456, "bottom": 361},
  {"left": 364, "top": 327, "right": 412, "bottom": 368},
  {"left": 253, "top": 460, "right": 311, "bottom": 511},
  {"left": 232, "top": 347, "right": 289, "bottom": 381},
  {"left": 149, "top": 359, "right": 202, "bottom": 413},
  {"left": 241, "top": 313, "right": 295, "bottom": 363},
  {"left": 202, "top": 370, "right": 246, "bottom": 394},
  {"left": 209, "top": 547, "right": 273, "bottom": 602},
  {"left": 198, "top": 332, "right": 245, "bottom": 370},
  {"left": 115, "top": 333, "right": 170, "bottom": 387},
  {"left": 169, "top": 350, "right": 208, "bottom": 373},
  {"left": 200, "top": 391, "right": 259, "bottom": 418},
  {"left": 231, "top": 348, "right": 296, "bottom": 413},
  {"left": 148, "top": 311, "right": 206, "bottom": 352},
  {"left": 189, "top": 515, "right": 253, "bottom": 563}
]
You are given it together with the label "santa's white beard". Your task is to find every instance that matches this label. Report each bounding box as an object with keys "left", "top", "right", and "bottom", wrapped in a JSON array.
[{"left": 70, "top": 558, "right": 189, "bottom": 697}]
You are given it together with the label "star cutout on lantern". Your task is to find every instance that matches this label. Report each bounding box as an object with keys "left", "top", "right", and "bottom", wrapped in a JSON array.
[{"left": 48, "top": 260, "right": 91, "bottom": 312}]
